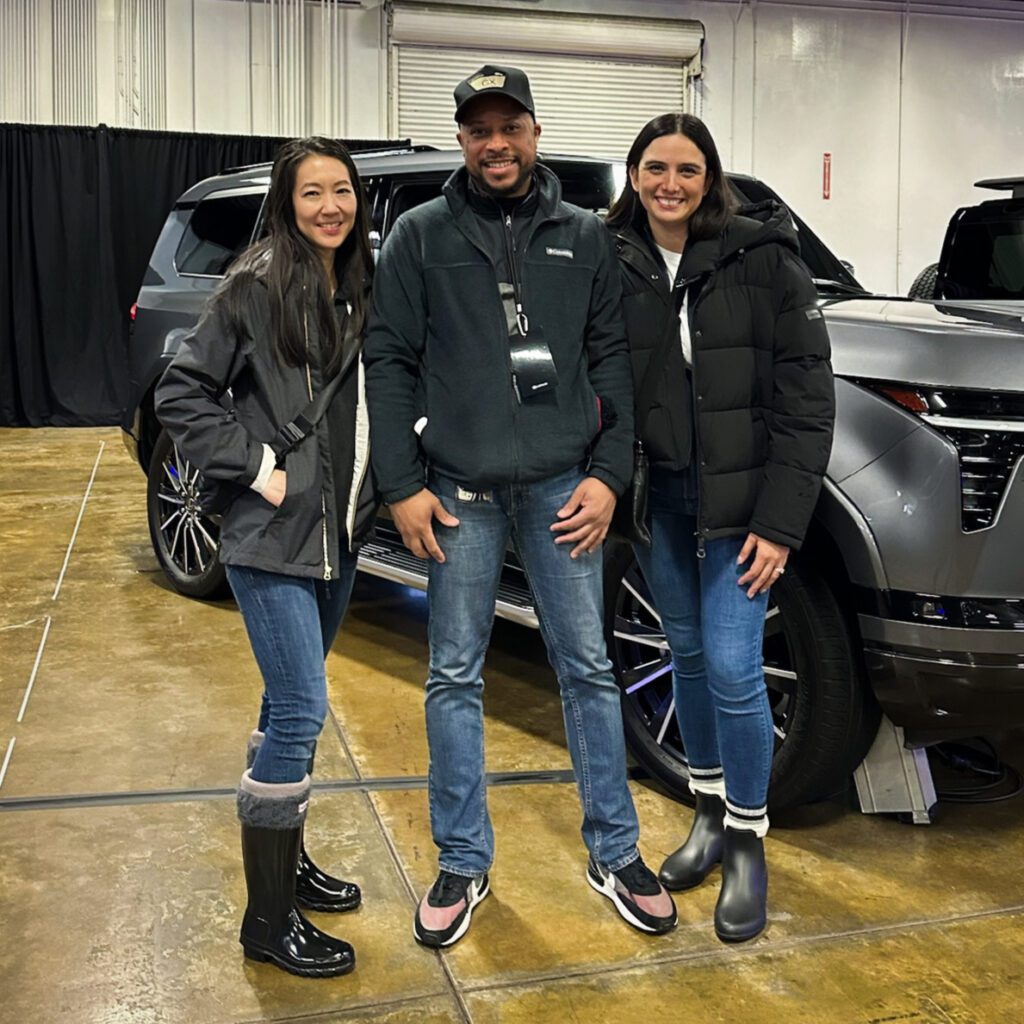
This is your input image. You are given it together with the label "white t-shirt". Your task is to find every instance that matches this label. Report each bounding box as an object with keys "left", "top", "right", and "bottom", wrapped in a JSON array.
[{"left": 656, "top": 243, "right": 691, "bottom": 366}]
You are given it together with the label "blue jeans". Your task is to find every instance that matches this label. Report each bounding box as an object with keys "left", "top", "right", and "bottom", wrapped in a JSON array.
[
  {"left": 426, "top": 465, "right": 640, "bottom": 877},
  {"left": 632, "top": 465, "right": 773, "bottom": 814},
  {"left": 226, "top": 556, "right": 358, "bottom": 784}
]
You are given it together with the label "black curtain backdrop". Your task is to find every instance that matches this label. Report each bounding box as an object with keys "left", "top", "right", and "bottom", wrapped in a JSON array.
[{"left": 0, "top": 124, "right": 398, "bottom": 427}]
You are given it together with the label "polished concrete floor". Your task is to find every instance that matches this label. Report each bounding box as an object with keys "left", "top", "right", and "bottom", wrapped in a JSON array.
[{"left": 2, "top": 426, "right": 1024, "bottom": 1024}]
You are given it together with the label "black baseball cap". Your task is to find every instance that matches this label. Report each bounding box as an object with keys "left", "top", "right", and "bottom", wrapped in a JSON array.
[{"left": 453, "top": 64, "right": 535, "bottom": 123}]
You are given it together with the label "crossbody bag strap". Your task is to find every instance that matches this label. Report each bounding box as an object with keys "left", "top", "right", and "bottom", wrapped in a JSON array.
[
  {"left": 269, "top": 319, "right": 360, "bottom": 463},
  {"left": 634, "top": 276, "right": 692, "bottom": 416}
]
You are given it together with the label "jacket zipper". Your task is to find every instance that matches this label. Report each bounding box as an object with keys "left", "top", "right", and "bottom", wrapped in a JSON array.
[
  {"left": 502, "top": 209, "right": 524, "bottom": 480},
  {"left": 303, "top": 305, "right": 333, "bottom": 581},
  {"left": 682, "top": 272, "right": 712, "bottom": 559},
  {"left": 620, "top": 233, "right": 709, "bottom": 556}
]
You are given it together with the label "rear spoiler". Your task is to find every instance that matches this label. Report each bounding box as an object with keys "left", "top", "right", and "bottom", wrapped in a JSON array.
[{"left": 975, "top": 177, "right": 1024, "bottom": 199}]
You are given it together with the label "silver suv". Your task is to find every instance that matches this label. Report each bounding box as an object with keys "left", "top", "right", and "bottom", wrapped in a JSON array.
[{"left": 122, "top": 144, "right": 1024, "bottom": 812}]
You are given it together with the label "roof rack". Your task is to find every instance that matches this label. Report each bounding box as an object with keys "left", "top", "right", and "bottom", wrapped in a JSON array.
[{"left": 222, "top": 141, "right": 438, "bottom": 175}]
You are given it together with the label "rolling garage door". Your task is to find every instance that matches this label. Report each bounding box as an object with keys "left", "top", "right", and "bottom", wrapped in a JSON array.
[{"left": 389, "top": 3, "right": 704, "bottom": 159}]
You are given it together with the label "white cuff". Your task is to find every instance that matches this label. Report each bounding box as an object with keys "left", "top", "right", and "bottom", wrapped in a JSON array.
[{"left": 250, "top": 444, "right": 276, "bottom": 494}]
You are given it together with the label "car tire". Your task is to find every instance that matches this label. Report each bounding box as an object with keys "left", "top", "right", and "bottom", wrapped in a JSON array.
[
  {"left": 908, "top": 263, "right": 939, "bottom": 300},
  {"left": 146, "top": 428, "right": 230, "bottom": 599},
  {"left": 604, "top": 543, "right": 879, "bottom": 813}
]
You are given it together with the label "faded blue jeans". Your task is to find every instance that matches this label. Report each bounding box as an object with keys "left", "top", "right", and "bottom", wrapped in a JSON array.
[
  {"left": 426, "top": 465, "right": 641, "bottom": 877},
  {"left": 226, "top": 556, "right": 358, "bottom": 784},
  {"left": 632, "top": 465, "right": 773, "bottom": 819}
]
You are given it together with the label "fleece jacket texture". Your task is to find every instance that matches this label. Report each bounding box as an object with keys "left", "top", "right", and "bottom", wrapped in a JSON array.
[{"left": 363, "top": 163, "right": 634, "bottom": 503}]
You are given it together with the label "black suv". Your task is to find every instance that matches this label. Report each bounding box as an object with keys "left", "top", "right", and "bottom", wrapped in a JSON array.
[
  {"left": 123, "top": 144, "right": 1024, "bottom": 814},
  {"left": 909, "top": 176, "right": 1024, "bottom": 301}
]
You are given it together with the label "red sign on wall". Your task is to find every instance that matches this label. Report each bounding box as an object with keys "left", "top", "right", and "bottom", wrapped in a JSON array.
[{"left": 823, "top": 152, "right": 832, "bottom": 200}]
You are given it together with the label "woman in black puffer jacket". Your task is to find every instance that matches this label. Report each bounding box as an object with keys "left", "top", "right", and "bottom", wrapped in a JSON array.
[
  {"left": 607, "top": 114, "right": 834, "bottom": 943},
  {"left": 157, "top": 138, "right": 376, "bottom": 979}
]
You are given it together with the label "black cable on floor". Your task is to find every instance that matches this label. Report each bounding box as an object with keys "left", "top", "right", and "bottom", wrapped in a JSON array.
[{"left": 928, "top": 738, "right": 1024, "bottom": 804}]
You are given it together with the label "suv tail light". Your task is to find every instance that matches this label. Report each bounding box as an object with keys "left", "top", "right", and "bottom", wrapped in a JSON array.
[{"left": 865, "top": 382, "right": 1024, "bottom": 532}]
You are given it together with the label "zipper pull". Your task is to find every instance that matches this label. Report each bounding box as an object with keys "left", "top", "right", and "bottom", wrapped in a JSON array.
[
  {"left": 516, "top": 305, "right": 529, "bottom": 335},
  {"left": 696, "top": 532, "right": 707, "bottom": 559}
]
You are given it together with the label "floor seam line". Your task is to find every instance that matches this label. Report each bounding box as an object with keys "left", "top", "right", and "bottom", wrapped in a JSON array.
[
  {"left": 0, "top": 769, "right": 586, "bottom": 811},
  {"left": 358, "top": 785, "right": 476, "bottom": 1024},
  {"left": 330, "top": 703, "right": 475, "bottom": 1024},
  {"left": 452, "top": 901, "right": 1024, "bottom": 994},
  {"left": 232, "top": 986, "right": 458, "bottom": 1024}
]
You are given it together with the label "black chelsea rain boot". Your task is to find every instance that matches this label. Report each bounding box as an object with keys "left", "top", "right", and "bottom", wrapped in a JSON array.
[
  {"left": 658, "top": 792, "right": 726, "bottom": 891},
  {"left": 713, "top": 826, "right": 768, "bottom": 943}
]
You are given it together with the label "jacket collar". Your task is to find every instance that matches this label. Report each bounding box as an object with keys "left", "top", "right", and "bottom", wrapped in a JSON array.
[{"left": 443, "top": 162, "right": 572, "bottom": 224}]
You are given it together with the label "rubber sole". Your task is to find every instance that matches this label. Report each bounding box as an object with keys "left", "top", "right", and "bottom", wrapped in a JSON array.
[
  {"left": 296, "top": 893, "right": 362, "bottom": 913},
  {"left": 413, "top": 876, "right": 490, "bottom": 949},
  {"left": 714, "top": 920, "right": 767, "bottom": 944},
  {"left": 586, "top": 864, "right": 677, "bottom": 935},
  {"left": 241, "top": 943, "right": 356, "bottom": 978}
]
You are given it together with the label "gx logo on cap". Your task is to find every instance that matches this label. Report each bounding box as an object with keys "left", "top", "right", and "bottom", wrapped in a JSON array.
[
  {"left": 469, "top": 73, "right": 506, "bottom": 91},
  {"left": 453, "top": 64, "right": 535, "bottom": 122}
]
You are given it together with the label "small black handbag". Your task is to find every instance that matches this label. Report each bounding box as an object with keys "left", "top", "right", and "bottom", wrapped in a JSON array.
[{"left": 609, "top": 438, "right": 651, "bottom": 547}]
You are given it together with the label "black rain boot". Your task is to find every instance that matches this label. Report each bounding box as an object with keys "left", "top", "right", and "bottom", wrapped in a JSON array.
[
  {"left": 237, "top": 772, "right": 355, "bottom": 977},
  {"left": 658, "top": 793, "right": 725, "bottom": 891},
  {"left": 247, "top": 730, "right": 362, "bottom": 913},
  {"left": 295, "top": 846, "right": 361, "bottom": 913},
  {"left": 714, "top": 827, "right": 768, "bottom": 943}
]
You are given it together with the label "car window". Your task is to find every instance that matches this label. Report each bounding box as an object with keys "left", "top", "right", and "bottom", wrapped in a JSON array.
[
  {"left": 386, "top": 179, "right": 445, "bottom": 231},
  {"left": 943, "top": 214, "right": 1024, "bottom": 300},
  {"left": 175, "top": 191, "right": 264, "bottom": 276}
]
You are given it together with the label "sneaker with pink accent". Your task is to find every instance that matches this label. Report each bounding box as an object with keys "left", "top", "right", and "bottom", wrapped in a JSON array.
[
  {"left": 587, "top": 855, "right": 677, "bottom": 934},
  {"left": 413, "top": 871, "right": 490, "bottom": 948}
]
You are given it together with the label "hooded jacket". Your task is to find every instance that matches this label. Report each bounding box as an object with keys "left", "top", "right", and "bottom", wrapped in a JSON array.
[
  {"left": 155, "top": 275, "right": 377, "bottom": 580},
  {"left": 614, "top": 201, "right": 835, "bottom": 550},
  {"left": 364, "top": 163, "right": 634, "bottom": 503}
]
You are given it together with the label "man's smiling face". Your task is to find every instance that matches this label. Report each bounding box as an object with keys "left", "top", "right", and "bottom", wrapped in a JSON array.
[{"left": 457, "top": 94, "right": 541, "bottom": 198}]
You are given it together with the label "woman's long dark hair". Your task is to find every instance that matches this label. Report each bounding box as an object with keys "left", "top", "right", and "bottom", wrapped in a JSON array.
[
  {"left": 606, "top": 113, "right": 735, "bottom": 242},
  {"left": 219, "top": 137, "right": 374, "bottom": 377}
]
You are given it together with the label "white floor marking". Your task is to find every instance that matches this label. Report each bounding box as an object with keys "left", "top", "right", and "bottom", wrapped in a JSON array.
[
  {"left": 0, "top": 617, "right": 43, "bottom": 633},
  {"left": 52, "top": 440, "right": 105, "bottom": 601},
  {"left": 0, "top": 737, "right": 15, "bottom": 790},
  {"left": 18, "top": 616, "right": 53, "bottom": 723}
]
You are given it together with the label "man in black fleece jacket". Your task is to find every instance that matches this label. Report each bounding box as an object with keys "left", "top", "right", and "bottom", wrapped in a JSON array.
[{"left": 364, "top": 65, "right": 675, "bottom": 948}]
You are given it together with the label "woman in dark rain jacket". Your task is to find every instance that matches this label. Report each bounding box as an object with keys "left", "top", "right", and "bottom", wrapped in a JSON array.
[
  {"left": 156, "top": 137, "right": 375, "bottom": 979},
  {"left": 607, "top": 113, "right": 835, "bottom": 943}
]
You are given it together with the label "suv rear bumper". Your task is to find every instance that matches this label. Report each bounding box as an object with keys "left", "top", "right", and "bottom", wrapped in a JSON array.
[{"left": 860, "top": 614, "right": 1024, "bottom": 738}]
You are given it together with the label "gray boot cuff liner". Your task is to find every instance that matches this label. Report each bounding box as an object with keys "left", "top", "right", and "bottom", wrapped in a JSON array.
[
  {"left": 245, "top": 730, "right": 265, "bottom": 770},
  {"left": 236, "top": 770, "right": 310, "bottom": 829}
]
